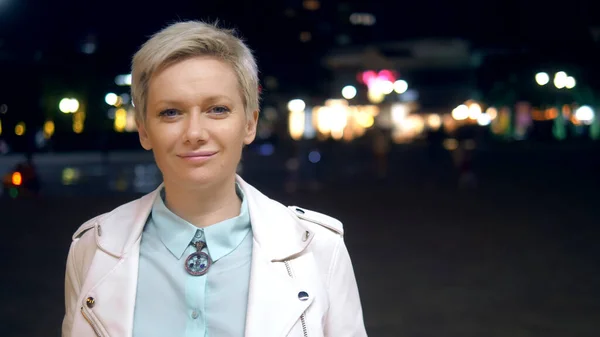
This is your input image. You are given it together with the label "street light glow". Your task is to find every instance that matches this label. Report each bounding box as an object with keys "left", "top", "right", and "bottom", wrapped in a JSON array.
[
  {"left": 554, "top": 71, "right": 567, "bottom": 89},
  {"left": 452, "top": 104, "right": 469, "bottom": 121},
  {"left": 105, "top": 93, "right": 118, "bottom": 106},
  {"left": 341, "top": 85, "right": 357, "bottom": 99},
  {"left": 287, "top": 99, "right": 306, "bottom": 112},
  {"left": 59, "top": 98, "right": 79, "bottom": 113},
  {"left": 575, "top": 106, "right": 594, "bottom": 124},
  {"left": 535, "top": 72, "right": 549, "bottom": 86},
  {"left": 393, "top": 80, "right": 408, "bottom": 94}
]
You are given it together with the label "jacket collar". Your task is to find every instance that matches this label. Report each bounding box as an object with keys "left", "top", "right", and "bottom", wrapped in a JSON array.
[{"left": 94, "top": 175, "right": 314, "bottom": 261}]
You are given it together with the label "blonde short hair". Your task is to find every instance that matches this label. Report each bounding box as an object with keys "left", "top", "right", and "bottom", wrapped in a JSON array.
[{"left": 131, "top": 21, "right": 259, "bottom": 122}]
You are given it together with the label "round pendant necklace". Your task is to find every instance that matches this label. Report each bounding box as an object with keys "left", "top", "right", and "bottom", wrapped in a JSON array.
[{"left": 185, "top": 241, "right": 212, "bottom": 276}]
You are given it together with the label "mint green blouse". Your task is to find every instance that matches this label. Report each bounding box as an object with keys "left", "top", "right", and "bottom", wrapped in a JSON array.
[{"left": 133, "top": 185, "right": 252, "bottom": 337}]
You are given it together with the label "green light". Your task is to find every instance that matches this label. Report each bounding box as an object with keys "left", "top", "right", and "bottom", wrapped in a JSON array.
[{"left": 9, "top": 188, "right": 18, "bottom": 199}]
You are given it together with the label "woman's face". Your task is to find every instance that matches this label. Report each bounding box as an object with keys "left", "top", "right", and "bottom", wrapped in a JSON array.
[{"left": 138, "top": 56, "right": 258, "bottom": 190}]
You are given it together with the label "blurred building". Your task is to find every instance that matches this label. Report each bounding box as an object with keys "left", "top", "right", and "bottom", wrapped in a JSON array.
[{"left": 322, "top": 38, "right": 480, "bottom": 115}]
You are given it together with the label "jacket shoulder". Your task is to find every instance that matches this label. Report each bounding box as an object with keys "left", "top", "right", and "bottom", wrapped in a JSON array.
[
  {"left": 72, "top": 214, "right": 105, "bottom": 240},
  {"left": 288, "top": 205, "right": 344, "bottom": 236},
  {"left": 70, "top": 195, "right": 145, "bottom": 241}
]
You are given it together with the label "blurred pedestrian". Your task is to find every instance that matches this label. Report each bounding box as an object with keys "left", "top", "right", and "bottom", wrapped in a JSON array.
[{"left": 62, "top": 21, "right": 367, "bottom": 337}]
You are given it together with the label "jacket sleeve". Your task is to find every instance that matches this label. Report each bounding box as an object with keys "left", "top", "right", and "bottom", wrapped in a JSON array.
[
  {"left": 325, "top": 237, "right": 368, "bottom": 336},
  {"left": 62, "top": 239, "right": 81, "bottom": 337}
]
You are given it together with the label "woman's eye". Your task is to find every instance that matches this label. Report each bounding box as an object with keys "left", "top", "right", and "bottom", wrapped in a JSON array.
[
  {"left": 209, "top": 106, "right": 231, "bottom": 115},
  {"left": 158, "top": 109, "right": 179, "bottom": 118}
]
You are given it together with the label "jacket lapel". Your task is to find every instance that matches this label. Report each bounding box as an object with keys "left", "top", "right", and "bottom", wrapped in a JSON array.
[
  {"left": 82, "top": 243, "right": 141, "bottom": 337},
  {"left": 238, "top": 177, "right": 317, "bottom": 337},
  {"left": 78, "top": 187, "right": 159, "bottom": 337},
  {"left": 244, "top": 245, "right": 315, "bottom": 337}
]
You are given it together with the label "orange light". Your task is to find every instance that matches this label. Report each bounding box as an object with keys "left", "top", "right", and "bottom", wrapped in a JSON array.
[{"left": 12, "top": 172, "right": 22, "bottom": 186}]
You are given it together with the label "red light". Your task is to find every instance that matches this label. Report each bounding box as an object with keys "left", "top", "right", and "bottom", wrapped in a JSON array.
[
  {"left": 377, "top": 70, "right": 398, "bottom": 83},
  {"left": 11, "top": 172, "right": 22, "bottom": 186},
  {"left": 360, "top": 70, "right": 377, "bottom": 86}
]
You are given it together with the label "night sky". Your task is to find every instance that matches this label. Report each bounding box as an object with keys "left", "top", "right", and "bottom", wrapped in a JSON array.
[{"left": 0, "top": 0, "right": 598, "bottom": 97}]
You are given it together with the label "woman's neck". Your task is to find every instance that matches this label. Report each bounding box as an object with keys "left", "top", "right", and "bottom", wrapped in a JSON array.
[{"left": 162, "top": 176, "right": 242, "bottom": 228}]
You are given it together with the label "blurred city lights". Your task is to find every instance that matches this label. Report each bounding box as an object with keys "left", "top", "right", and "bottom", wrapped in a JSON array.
[
  {"left": 114, "top": 108, "right": 127, "bottom": 132},
  {"left": 299, "top": 31, "right": 312, "bottom": 42},
  {"left": 59, "top": 98, "right": 79, "bottom": 113},
  {"left": 565, "top": 76, "right": 576, "bottom": 89},
  {"left": 355, "top": 111, "right": 374, "bottom": 128},
  {"left": 14, "top": 122, "right": 25, "bottom": 136},
  {"left": 554, "top": 71, "right": 567, "bottom": 89},
  {"left": 11, "top": 172, "right": 22, "bottom": 186},
  {"left": 115, "top": 74, "right": 132, "bottom": 86},
  {"left": 288, "top": 110, "right": 305, "bottom": 140},
  {"left": 349, "top": 13, "right": 376, "bottom": 26},
  {"left": 379, "top": 80, "right": 394, "bottom": 95},
  {"left": 341, "top": 85, "right": 357, "bottom": 99},
  {"left": 575, "top": 106, "right": 594, "bottom": 124},
  {"left": 443, "top": 138, "right": 459, "bottom": 151},
  {"left": 427, "top": 114, "right": 442, "bottom": 130},
  {"left": 452, "top": 104, "right": 469, "bottom": 120},
  {"left": 302, "top": 0, "right": 320, "bottom": 10},
  {"left": 468, "top": 103, "right": 482, "bottom": 120},
  {"left": 287, "top": 99, "right": 306, "bottom": 112},
  {"left": 393, "top": 80, "right": 408, "bottom": 94},
  {"left": 308, "top": 150, "right": 321, "bottom": 163},
  {"left": 73, "top": 120, "right": 84, "bottom": 133},
  {"left": 486, "top": 107, "right": 498, "bottom": 120},
  {"left": 0, "top": 119, "right": 2, "bottom": 136},
  {"left": 535, "top": 72, "right": 549, "bottom": 86},
  {"left": 105, "top": 93, "right": 119, "bottom": 106},
  {"left": 477, "top": 113, "right": 492, "bottom": 126},
  {"left": 43, "top": 120, "right": 55, "bottom": 139}
]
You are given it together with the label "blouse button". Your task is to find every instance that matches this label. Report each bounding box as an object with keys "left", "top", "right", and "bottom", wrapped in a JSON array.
[{"left": 191, "top": 310, "right": 199, "bottom": 319}]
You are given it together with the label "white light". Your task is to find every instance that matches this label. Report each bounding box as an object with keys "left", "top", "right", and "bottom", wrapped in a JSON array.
[
  {"left": 287, "top": 99, "right": 306, "bottom": 112},
  {"left": 59, "top": 98, "right": 79, "bottom": 113},
  {"left": 575, "top": 105, "right": 594, "bottom": 124},
  {"left": 394, "top": 80, "right": 408, "bottom": 94},
  {"left": 452, "top": 104, "right": 469, "bottom": 121},
  {"left": 468, "top": 103, "right": 482, "bottom": 120},
  {"left": 477, "top": 113, "right": 492, "bottom": 126},
  {"left": 565, "top": 76, "right": 576, "bottom": 89},
  {"left": 341, "top": 85, "right": 357, "bottom": 99},
  {"left": 535, "top": 72, "right": 549, "bottom": 86},
  {"left": 115, "top": 74, "right": 132, "bottom": 86},
  {"left": 380, "top": 80, "right": 394, "bottom": 95},
  {"left": 105, "top": 93, "right": 118, "bottom": 106},
  {"left": 59, "top": 98, "right": 71, "bottom": 113},
  {"left": 554, "top": 71, "right": 567, "bottom": 89}
]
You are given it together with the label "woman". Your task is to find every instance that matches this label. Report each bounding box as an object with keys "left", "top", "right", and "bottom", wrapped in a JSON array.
[{"left": 62, "top": 21, "right": 367, "bottom": 337}]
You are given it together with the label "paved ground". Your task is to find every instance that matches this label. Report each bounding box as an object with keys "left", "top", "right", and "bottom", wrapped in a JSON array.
[{"left": 1, "top": 143, "right": 599, "bottom": 336}]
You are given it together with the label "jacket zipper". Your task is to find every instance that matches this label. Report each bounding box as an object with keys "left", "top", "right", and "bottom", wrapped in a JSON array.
[
  {"left": 284, "top": 261, "right": 308, "bottom": 337},
  {"left": 81, "top": 306, "right": 103, "bottom": 337}
]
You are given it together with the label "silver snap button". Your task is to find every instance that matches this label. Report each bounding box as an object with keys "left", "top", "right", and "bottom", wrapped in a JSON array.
[
  {"left": 191, "top": 310, "right": 199, "bottom": 319},
  {"left": 298, "top": 291, "right": 309, "bottom": 301},
  {"left": 302, "top": 231, "right": 310, "bottom": 242}
]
